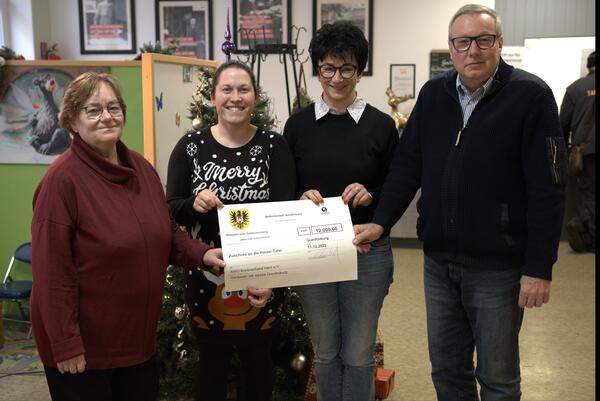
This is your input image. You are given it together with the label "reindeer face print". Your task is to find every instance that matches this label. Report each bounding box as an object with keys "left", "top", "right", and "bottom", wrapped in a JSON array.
[{"left": 202, "top": 271, "right": 260, "bottom": 330}]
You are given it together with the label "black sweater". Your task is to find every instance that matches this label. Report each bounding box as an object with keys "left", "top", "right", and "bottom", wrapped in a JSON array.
[
  {"left": 374, "top": 58, "right": 566, "bottom": 280},
  {"left": 283, "top": 104, "right": 399, "bottom": 224},
  {"left": 166, "top": 127, "right": 295, "bottom": 343}
]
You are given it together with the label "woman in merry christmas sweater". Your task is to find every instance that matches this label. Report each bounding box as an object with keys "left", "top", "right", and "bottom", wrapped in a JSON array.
[{"left": 166, "top": 60, "right": 295, "bottom": 401}]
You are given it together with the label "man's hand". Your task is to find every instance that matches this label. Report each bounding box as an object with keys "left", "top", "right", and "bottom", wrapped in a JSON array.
[
  {"left": 518, "top": 275, "right": 551, "bottom": 308},
  {"left": 57, "top": 354, "right": 86, "bottom": 374},
  {"left": 353, "top": 223, "right": 385, "bottom": 253}
]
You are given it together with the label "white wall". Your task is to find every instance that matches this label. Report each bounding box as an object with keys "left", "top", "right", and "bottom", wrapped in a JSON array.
[
  {"left": 18, "top": 0, "right": 495, "bottom": 238},
  {"left": 7, "top": 0, "right": 34, "bottom": 59},
  {"left": 42, "top": 0, "right": 494, "bottom": 129}
]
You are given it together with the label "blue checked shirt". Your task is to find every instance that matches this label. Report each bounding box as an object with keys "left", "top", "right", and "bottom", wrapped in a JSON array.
[{"left": 456, "top": 70, "right": 496, "bottom": 128}]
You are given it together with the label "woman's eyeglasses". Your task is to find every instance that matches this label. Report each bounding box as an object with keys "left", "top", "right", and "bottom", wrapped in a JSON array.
[
  {"left": 82, "top": 104, "right": 123, "bottom": 120},
  {"left": 317, "top": 63, "right": 358, "bottom": 79}
]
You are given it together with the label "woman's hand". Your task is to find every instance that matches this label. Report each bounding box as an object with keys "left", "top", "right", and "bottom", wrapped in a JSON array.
[
  {"left": 203, "top": 248, "right": 226, "bottom": 269},
  {"left": 193, "top": 190, "right": 224, "bottom": 213},
  {"left": 57, "top": 354, "right": 86, "bottom": 374},
  {"left": 300, "top": 189, "right": 324, "bottom": 206},
  {"left": 341, "top": 183, "right": 372, "bottom": 208},
  {"left": 247, "top": 287, "right": 272, "bottom": 307}
]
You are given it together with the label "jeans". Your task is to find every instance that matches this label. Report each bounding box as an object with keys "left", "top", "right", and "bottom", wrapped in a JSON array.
[
  {"left": 424, "top": 254, "right": 524, "bottom": 401},
  {"left": 296, "top": 236, "right": 394, "bottom": 401}
]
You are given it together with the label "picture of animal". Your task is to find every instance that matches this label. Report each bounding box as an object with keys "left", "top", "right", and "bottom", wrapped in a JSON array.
[{"left": 0, "top": 68, "right": 75, "bottom": 163}]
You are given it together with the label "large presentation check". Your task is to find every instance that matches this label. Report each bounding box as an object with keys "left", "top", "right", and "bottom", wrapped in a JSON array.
[{"left": 217, "top": 197, "right": 357, "bottom": 291}]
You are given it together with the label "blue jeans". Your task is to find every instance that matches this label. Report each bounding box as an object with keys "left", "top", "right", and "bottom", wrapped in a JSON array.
[
  {"left": 424, "top": 254, "right": 524, "bottom": 401},
  {"left": 296, "top": 236, "right": 394, "bottom": 401}
]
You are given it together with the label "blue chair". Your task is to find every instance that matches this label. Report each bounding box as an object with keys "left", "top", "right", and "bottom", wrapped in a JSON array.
[{"left": 0, "top": 242, "right": 32, "bottom": 337}]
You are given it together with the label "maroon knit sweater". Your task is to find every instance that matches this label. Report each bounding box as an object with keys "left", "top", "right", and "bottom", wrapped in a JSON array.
[{"left": 31, "top": 134, "right": 210, "bottom": 369}]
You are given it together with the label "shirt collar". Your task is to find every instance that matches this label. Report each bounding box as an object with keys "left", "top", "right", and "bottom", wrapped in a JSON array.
[
  {"left": 314, "top": 94, "right": 367, "bottom": 123},
  {"left": 455, "top": 67, "right": 497, "bottom": 99}
]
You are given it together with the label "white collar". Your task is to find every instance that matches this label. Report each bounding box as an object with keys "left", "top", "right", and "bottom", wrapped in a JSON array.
[{"left": 314, "top": 95, "right": 367, "bottom": 124}]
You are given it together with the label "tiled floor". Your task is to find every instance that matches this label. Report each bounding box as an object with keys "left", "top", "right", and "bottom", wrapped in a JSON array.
[{"left": 0, "top": 241, "right": 594, "bottom": 401}]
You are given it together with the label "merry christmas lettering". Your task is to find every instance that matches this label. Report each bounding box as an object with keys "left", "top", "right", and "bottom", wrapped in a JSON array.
[{"left": 192, "top": 160, "right": 270, "bottom": 202}]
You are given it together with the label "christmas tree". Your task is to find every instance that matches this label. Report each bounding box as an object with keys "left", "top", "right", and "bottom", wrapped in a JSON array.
[{"left": 157, "top": 66, "right": 313, "bottom": 401}]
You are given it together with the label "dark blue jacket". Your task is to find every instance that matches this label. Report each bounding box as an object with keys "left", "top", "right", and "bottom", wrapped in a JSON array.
[{"left": 374, "top": 58, "right": 566, "bottom": 280}]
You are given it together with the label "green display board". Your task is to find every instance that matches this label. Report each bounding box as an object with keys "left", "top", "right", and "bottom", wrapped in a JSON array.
[{"left": 0, "top": 62, "right": 142, "bottom": 315}]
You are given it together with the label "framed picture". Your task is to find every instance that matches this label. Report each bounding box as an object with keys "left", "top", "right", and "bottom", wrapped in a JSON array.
[
  {"left": 232, "top": 0, "right": 291, "bottom": 51},
  {"left": 155, "top": 0, "right": 213, "bottom": 60},
  {"left": 0, "top": 64, "right": 109, "bottom": 164},
  {"left": 313, "top": 0, "right": 373, "bottom": 76},
  {"left": 389, "top": 64, "right": 415, "bottom": 98},
  {"left": 78, "top": 0, "right": 137, "bottom": 54},
  {"left": 429, "top": 50, "right": 454, "bottom": 79}
]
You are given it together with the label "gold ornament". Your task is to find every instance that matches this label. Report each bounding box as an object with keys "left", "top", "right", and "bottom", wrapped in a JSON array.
[
  {"left": 385, "top": 87, "right": 410, "bottom": 131},
  {"left": 174, "top": 304, "right": 187, "bottom": 320},
  {"left": 290, "top": 353, "right": 307, "bottom": 372},
  {"left": 192, "top": 116, "right": 203, "bottom": 130}
]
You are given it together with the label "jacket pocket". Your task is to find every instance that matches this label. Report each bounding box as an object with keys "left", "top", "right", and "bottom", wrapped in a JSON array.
[{"left": 498, "top": 203, "right": 516, "bottom": 247}]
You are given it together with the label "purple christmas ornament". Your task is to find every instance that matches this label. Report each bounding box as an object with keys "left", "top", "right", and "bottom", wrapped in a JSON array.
[{"left": 221, "top": 8, "right": 236, "bottom": 60}]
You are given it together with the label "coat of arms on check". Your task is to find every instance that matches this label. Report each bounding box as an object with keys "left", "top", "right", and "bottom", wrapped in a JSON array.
[{"left": 229, "top": 209, "right": 250, "bottom": 230}]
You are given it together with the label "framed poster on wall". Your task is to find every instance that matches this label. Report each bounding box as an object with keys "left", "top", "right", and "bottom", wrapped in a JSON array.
[
  {"left": 429, "top": 50, "right": 453, "bottom": 79},
  {"left": 312, "top": 0, "right": 373, "bottom": 76},
  {"left": 389, "top": 64, "right": 415, "bottom": 98},
  {"left": 78, "top": 0, "right": 137, "bottom": 54},
  {"left": 232, "top": 0, "right": 291, "bottom": 51},
  {"left": 156, "top": 0, "right": 213, "bottom": 59}
]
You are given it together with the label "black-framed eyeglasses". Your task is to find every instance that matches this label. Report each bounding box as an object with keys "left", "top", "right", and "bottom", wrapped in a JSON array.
[
  {"left": 82, "top": 103, "right": 123, "bottom": 120},
  {"left": 450, "top": 34, "right": 497, "bottom": 52},
  {"left": 317, "top": 63, "right": 358, "bottom": 79}
]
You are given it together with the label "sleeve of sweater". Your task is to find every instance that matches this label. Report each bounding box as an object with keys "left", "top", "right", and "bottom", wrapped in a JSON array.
[
  {"left": 166, "top": 134, "right": 201, "bottom": 227},
  {"left": 168, "top": 221, "right": 212, "bottom": 268},
  {"left": 269, "top": 133, "right": 296, "bottom": 201},
  {"left": 31, "top": 174, "right": 85, "bottom": 363},
  {"left": 368, "top": 114, "right": 400, "bottom": 201},
  {"left": 372, "top": 94, "right": 423, "bottom": 229},
  {"left": 282, "top": 113, "right": 301, "bottom": 200},
  {"left": 559, "top": 88, "right": 574, "bottom": 146},
  {"left": 521, "top": 88, "right": 566, "bottom": 280}
]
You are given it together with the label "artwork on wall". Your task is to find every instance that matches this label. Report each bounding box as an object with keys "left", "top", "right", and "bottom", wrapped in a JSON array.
[
  {"left": 232, "top": 0, "right": 291, "bottom": 51},
  {"left": 389, "top": 64, "right": 415, "bottom": 98},
  {"left": 0, "top": 66, "right": 109, "bottom": 164},
  {"left": 312, "top": 0, "right": 373, "bottom": 76},
  {"left": 156, "top": 0, "right": 213, "bottom": 59},
  {"left": 78, "top": 0, "right": 137, "bottom": 54},
  {"left": 429, "top": 50, "right": 454, "bottom": 79}
]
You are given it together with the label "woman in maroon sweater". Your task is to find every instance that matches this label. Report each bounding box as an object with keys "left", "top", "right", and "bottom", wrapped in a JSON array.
[{"left": 31, "top": 72, "right": 223, "bottom": 401}]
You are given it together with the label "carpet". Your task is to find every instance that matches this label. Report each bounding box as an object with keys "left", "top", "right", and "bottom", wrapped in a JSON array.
[{"left": 0, "top": 325, "right": 43, "bottom": 376}]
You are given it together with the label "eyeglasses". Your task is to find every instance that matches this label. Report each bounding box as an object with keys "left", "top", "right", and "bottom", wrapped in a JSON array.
[
  {"left": 450, "top": 34, "right": 497, "bottom": 52},
  {"left": 82, "top": 103, "right": 123, "bottom": 120},
  {"left": 317, "top": 63, "right": 358, "bottom": 79}
]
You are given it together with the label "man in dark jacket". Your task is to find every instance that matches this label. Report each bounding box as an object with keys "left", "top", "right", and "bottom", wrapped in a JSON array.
[
  {"left": 560, "top": 51, "right": 595, "bottom": 252},
  {"left": 354, "top": 4, "right": 566, "bottom": 401}
]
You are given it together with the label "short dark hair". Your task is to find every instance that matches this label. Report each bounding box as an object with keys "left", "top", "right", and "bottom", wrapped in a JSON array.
[
  {"left": 587, "top": 51, "right": 595, "bottom": 69},
  {"left": 211, "top": 60, "right": 258, "bottom": 97},
  {"left": 309, "top": 21, "right": 369, "bottom": 75},
  {"left": 59, "top": 72, "right": 127, "bottom": 130}
]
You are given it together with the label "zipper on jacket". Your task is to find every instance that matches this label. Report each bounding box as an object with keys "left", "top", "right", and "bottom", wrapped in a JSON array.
[{"left": 455, "top": 129, "right": 463, "bottom": 146}]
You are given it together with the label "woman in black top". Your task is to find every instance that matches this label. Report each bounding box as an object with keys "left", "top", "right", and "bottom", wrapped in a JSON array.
[
  {"left": 283, "top": 22, "right": 398, "bottom": 401},
  {"left": 166, "top": 61, "right": 295, "bottom": 401}
]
